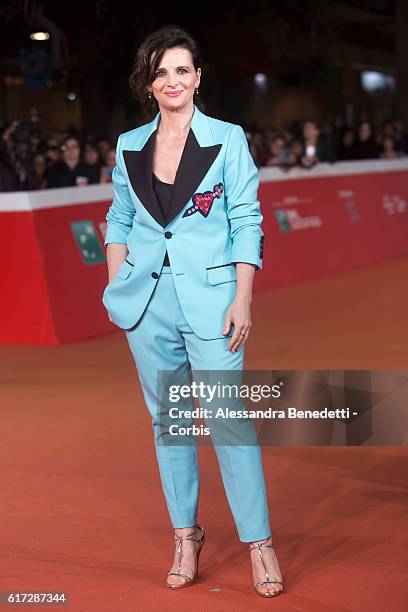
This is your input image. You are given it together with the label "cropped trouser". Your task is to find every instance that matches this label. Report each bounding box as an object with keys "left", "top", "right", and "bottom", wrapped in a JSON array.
[{"left": 124, "top": 266, "right": 272, "bottom": 542}]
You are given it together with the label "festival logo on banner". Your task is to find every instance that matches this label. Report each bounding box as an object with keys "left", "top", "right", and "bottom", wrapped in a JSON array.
[
  {"left": 275, "top": 209, "right": 291, "bottom": 232},
  {"left": 274, "top": 208, "right": 322, "bottom": 233},
  {"left": 71, "top": 221, "right": 105, "bottom": 264},
  {"left": 382, "top": 194, "right": 407, "bottom": 215},
  {"left": 338, "top": 189, "right": 361, "bottom": 223}
]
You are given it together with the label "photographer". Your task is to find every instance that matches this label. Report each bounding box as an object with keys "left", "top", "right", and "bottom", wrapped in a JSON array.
[
  {"left": 0, "top": 120, "right": 36, "bottom": 190},
  {"left": 300, "top": 120, "right": 336, "bottom": 168}
]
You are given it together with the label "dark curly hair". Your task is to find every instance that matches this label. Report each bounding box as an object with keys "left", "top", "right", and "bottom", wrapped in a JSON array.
[{"left": 129, "top": 24, "right": 205, "bottom": 120}]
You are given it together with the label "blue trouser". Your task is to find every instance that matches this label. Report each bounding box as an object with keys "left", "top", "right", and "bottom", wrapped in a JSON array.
[{"left": 125, "top": 266, "right": 272, "bottom": 542}]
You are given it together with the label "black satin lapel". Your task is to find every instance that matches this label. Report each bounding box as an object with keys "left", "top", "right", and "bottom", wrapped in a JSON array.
[
  {"left": 123, "top": 131, "right": 166, "bottom": 227},
  {"left": 167, "top": 129, "right": 222, "bottom": 225}
]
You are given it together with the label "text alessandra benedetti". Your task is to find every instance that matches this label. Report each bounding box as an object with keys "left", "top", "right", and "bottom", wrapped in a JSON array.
[{"left": 168, "top": 407, "right": 353, "bottom": 420}]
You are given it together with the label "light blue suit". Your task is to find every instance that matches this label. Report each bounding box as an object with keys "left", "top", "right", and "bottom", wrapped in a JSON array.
[
  {"left": 102, "top": 104, "right": 271, "bottom": 542},
  {"left": 102, "top": 103, "right": 264, "bottom": 338}
]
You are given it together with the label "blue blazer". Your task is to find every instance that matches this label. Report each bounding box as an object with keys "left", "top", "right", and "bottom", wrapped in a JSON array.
[{"left": 102, "top": 104, "right": 264, "bottom": 339}]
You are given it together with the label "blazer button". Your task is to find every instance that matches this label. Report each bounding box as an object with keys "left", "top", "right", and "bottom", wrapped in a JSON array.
[
  {"left": 164, "top": 231, "right": 172, "bottom": 239},
  {"left": 151, "top": 272, "right": 159, "bottom": 279}
]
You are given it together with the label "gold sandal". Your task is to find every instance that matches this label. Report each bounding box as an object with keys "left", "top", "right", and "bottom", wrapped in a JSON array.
[
  {"left": 166, "top": 523, "right": 206, "bottom": 589},
  {"left": 249, "top": 536, "right": 284, "bottom": 598}
]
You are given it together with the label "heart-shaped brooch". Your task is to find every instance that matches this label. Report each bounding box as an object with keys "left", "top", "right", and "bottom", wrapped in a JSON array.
[{"left": 183, "top": 182, "right": 224, "bottom": 218}]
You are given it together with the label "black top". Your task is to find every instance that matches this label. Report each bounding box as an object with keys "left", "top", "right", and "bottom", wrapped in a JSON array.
[
  {"left": 353, "top": 138, "right": 379, "bottom": 160},
  {"left": 152, "top": 172, "right": 173, "bottom": 266},
  {"left": 47, "top": 161, "right": 100, "bottom": 188}
]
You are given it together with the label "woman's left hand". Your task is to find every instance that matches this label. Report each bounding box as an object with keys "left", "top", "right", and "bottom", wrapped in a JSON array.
[{"left": 222, "top": 296, "right": 252, "bottom": 352}]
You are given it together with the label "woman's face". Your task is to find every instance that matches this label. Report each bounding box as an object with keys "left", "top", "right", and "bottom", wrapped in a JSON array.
[
  {"left": 98, "top": 140, "right": 110, "bottom": 157},
  {"left": 62, "top": 138, "right": 81, "bottom": 164},
  {"left": 383, "top": 136, "right": 394, "bottom": 151},
  {"left": 84, "top": 145, "right": 99, "bottom": 165},
  {"left": 342, "top": 130, "right": 354, "bottom": 146},
  {"left": 105, "top": 149, "right": 116, "bottom": 167},
  {"left": 270, "top": 138, "right": 285, "bottom": 155},
  {"left": 359, "top": 122, "right": 371, "bottom": 140},
  {"left": 46, "top": 145, "right": 60, "bottom": 163},
  {"left": 303, "top": 121, "right": 319, "bottom": 141},
  {"left": 33, "top": 155, "right": 46, "bottom": 175},
  {"left": 148, "top": 46, "right": 201, "bottom": 112},
  {"left": 290, "top": 141, "right": 303, "bottom": 156}
]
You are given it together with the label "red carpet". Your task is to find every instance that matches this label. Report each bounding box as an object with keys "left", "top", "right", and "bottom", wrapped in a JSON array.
[{"left": 1, "top": 256, "right": 407, "bottom": 611}]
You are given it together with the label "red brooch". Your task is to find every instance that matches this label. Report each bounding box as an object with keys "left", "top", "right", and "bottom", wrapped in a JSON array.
[{"left": 183, "top": 182, "right": 224, "bottom": 218}]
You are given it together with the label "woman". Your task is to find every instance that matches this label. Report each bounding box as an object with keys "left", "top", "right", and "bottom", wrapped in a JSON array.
[
  {"left": 266, "top": 134, "right": 286, "bottom": 167},
  {"left": 354, "top": 121, "right": 379, "bottom": 160},
  {"left": 83, "top": 142, "right": 103, "bottom": 183},
  {"left": 336, "top": 128, "right": 357, "bottom": 161},
  {"left": 100, "top": 148, "right": 116, "bottom": 183},
  {"left": 102, "top": 24, "right": 283, "bottom": 598},
  {"left": 380, "top": 135, "right": 403, "bottom": 159},
  {"left": 32, "top": 153, "right": 48, "bottom": 189}
]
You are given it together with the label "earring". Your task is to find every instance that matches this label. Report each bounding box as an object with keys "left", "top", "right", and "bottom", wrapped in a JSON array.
[
  {"left": 148, "top": 92, "right": 153, "bottom": 100},
  {"left": 195, "top": 88, "right": 199, "bottom": 95}
]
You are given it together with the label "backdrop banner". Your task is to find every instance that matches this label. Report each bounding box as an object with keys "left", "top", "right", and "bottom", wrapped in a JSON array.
[
  {"left": 1, "top": 160, "right": 407, "bottom": 344},
  {"left": 255, "top": 160, "right": 408, "bottom": 292}
]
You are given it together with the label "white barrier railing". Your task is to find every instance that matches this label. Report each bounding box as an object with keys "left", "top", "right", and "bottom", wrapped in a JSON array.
[{"left": 1, "top": 158, "right": 407, "bottom": 212}]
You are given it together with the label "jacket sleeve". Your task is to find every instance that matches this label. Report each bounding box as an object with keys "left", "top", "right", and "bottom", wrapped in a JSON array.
[
  {"left": 224, "top": 124, "right": 264, "bottom": 270},
  {"left": 104, "top": 134, "right": 136, "bottom": 246}
]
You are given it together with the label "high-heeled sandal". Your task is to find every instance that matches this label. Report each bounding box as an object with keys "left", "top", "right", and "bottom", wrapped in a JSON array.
[
  {"left": 249, "top": 536, "right": 284, "bottom": 598},
  {"left": 166, "top": 523, "right": 206, "bottom": 589}
]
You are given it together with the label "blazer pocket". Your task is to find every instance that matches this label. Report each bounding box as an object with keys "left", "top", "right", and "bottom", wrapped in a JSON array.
[
  {"left": 206, "top": 263, "right": 237, "bottom": 285},
  {"left": 116, "top": 259, "right": 134, "bottom": 280}
]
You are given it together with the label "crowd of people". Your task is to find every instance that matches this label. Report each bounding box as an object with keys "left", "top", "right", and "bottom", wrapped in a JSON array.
[
  {"left": 0, "top": 120, "right": 116, "bottom": 191},
  {"left": 1, "top": 115, "right": 407, "bottom": 191},
  {"left": 248, "top": 118, "right": 408, "bottom": 169}
]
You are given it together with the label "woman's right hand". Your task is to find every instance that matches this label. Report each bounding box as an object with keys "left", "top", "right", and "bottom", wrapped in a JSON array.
[
  {"left": 106, "top": 243, "right": 128, "bottom": 324},
  {"left": 106, "top": 243, "right": 128, "bottom": 282}
]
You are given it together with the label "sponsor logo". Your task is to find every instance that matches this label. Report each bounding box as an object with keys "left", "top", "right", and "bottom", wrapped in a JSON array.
[
  {"left": 71, "top": 220, "right": 105, "bottom": 264},
  {"left": 275, "top": 208, "right": 322, "bottom": 232},
  {"left": 382, "top": 194, "right": 407, "bottom": 215}
]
